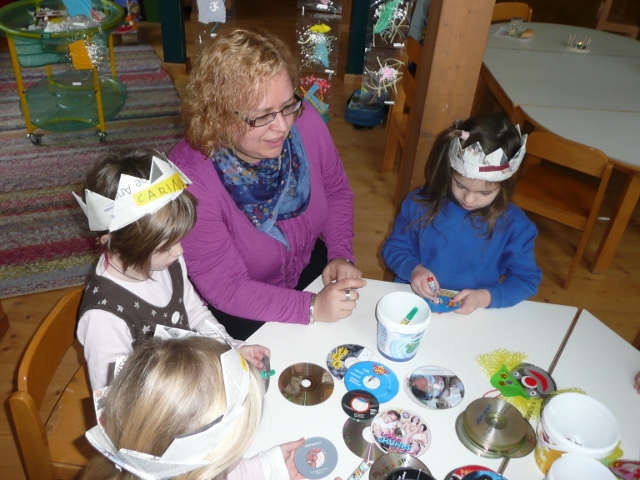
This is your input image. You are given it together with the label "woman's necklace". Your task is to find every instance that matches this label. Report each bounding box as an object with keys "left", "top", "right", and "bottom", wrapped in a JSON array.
[{"left": 108, "top": 260, "right": 146, "bottom": 282}]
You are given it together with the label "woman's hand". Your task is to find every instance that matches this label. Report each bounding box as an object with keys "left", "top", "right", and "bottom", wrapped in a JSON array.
[
  {"left": 315, "top": 278, "right": 367, "bottom": 323},
  {"left": 452, "top": 289, "right": 491, "bottom": 314},
  {"left": 410, "top": 265, "right": 439, "bottom": 301},
  {"left": 238, "top": 344, "right": 270, "bottom": 369},
  {"left": 322, "top": 258, "right": 362, "bottom": 285}
]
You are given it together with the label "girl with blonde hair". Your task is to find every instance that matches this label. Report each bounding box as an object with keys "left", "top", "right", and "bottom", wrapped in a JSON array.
[{"left": 83, "top": 336, "right": 304, "bottom": 479}]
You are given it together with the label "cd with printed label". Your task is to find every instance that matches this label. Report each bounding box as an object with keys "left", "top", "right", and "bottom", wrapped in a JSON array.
[
  {"left": 371, "top": 408, "right": 431, "bottom": 456},
  {"left": 460, "top": 471, "right": 507, "bottom": 480},
  {"left": 344, "top": 360, "right": 399, "bottom": 403},
  {"left": 455, "top": 398, "right": 536, "bottom": 458},
  {"left": 327, "top": 344, "right": 377, "bottom": 380},
  {"left": 444, "top": 466, "right": 498, "bottom": 480},
  {"left": 342, "top": 418, "right": 384, "bottom": 463},
  {"left": 278, "top": 363, "right": 334, "bottom": 406},
  {"left": 404, "top": 365, "right": 465, "bottom": 410},
  {"left": 294, "top": 437, "right": 338, "bottom": 479},
  {"left": 342, "top": 390, "right": 379, "bottom": 420}
]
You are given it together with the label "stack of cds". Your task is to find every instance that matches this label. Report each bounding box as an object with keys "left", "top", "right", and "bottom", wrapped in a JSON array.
[{"left": 455, "top": 398, "right": 536, "bottom": 458}]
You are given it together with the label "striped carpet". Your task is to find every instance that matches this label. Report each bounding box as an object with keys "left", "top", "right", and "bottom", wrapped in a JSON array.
[{"left": 0, "top": 45, "right": 185, "bottom": 297}]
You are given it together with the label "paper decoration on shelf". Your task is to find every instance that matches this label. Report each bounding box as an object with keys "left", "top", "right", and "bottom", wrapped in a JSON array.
[
  {"left": 300, "top": 74, "right": 332, "bottom": 124},
  {"left": 298, "top": 0, "right": 342, "bottom": 15},
  {"left": 372, "top": 0, "right": 409, "bottom": 47},
  {"left": 197, "top": 0, "right": 226, "bottom": 24},
  {"left": 298, "top": 23, "right": 336, "bottom": 70},
  {"left": 361, "top": 56, "right": 404, "bottom": 102}
]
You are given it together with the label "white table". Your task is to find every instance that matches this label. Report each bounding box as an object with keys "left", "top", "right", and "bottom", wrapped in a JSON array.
[
  {"left": 481, "top": 22, "right": 640, "bottom": 273},
  {"left": 245, "top": 278, "right": 578, "bottom": 479}
]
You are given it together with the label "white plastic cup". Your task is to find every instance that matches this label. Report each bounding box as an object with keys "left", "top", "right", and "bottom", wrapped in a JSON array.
[
  {"left": 376, "top": 292, "right": 431, "bottom": 362},
  {"left": 534, "top": 393, "right": 619, "bottom": 474},
  {"left": 544, "top": 454, "right": 615, "bottom": 480}
]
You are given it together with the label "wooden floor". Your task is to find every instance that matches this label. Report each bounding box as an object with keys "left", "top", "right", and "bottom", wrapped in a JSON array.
[{"left": 2, "top": 1, "right": 640, "bottom": 477}]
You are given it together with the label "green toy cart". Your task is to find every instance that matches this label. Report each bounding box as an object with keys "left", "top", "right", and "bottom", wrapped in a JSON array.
[{"left": 0, "top": 0, "right": 126, "bottom": 143}]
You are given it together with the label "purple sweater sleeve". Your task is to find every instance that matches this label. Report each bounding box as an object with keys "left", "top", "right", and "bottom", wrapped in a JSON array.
[{"left": 169, "top": 105, "right": 354, "bottom": 324}]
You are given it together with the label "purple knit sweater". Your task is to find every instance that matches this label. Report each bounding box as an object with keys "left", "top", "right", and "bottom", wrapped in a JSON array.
[{"left": 169, "top": 105, "right": 355, "bottom": 325}]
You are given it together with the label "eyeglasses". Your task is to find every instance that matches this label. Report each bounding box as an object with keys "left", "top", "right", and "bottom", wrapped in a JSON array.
[{"left": 242, "top": 94, "right": 303, "bottom": 127}]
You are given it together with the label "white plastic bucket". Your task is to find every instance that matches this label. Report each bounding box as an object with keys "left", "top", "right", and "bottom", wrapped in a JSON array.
[
  {"left": 544, "top": 454, "right": 616, "bottom": 480},
  {"left": 376, "top": 291, "right": 431, "bottom": 362},
  {"left": 534, "top": 393, "right": 619, "bottom": 474}
]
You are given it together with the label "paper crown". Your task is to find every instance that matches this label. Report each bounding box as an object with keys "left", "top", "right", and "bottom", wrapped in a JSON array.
[
  {"left": 449, "top": 127, "right": 527, "bottom": 181},
  {"left": 73, "top": 154, "right": 191, "bottom": 233},
  {"left": 85, "top": 321, "right": 250, "bottom": 480}
]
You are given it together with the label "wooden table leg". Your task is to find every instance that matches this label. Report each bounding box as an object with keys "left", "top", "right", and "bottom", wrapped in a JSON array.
[{"left": 592, "top": 171, "right": 640, "bottom": 273}]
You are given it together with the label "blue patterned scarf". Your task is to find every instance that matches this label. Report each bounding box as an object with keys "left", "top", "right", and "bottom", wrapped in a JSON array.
[{"left": 212, "top": 125, "right": 310, "bottom": 248}]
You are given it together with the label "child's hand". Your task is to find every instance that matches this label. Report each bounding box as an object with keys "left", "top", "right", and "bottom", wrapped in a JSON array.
[
  {"left": 238, "top": 344, "right": 271, "bottom": 369},
  {"left": 452, "top": 289, "right": 492, "bottom": 314},
  {"left": 280, "top": 438, "right": 304, "bottom": 480},
  {"left": 635, "top": 372, "right": 640, "bottom": 394},
  {"left": 410, "top": 265, "right": 440, "bottom": 301},
  {"left": 280, "top": 438, "right": 343, "bottom": 480}
]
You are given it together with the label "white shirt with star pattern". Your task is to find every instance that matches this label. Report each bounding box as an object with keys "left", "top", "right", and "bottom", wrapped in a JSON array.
[{"left": 77, "top": 255, "right": 240, "bottom": 390}]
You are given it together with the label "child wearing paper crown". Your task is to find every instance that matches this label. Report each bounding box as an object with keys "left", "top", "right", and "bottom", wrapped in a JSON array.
[
  {"left": 381, "top": 113, "right": 542, "bottom": 314},
  {"left": 73, "top": 150, "right": 269, "bottom": 389},
  {"left": 83, "top": 336, "right": 321, "bottom": 480}
]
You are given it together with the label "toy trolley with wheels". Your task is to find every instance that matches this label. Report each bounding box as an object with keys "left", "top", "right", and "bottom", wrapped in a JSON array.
[{"left": 0, "top": 0, "right": 126, "bottom": 143}]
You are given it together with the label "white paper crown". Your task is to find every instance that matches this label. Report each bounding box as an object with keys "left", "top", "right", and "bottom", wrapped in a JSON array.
[
  {"left": 85, "top": 321, "right": 250, "bottom": 480},
  {"left": 449, "top": 127, "right": 527, "bottom": 181},
  {"left": 73, "top": 154, "right": 192, "bottom": 232}
]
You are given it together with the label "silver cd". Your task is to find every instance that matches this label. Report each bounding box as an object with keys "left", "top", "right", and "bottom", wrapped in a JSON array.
[
  {"left": 278, "top": 363, "right": 334, "bottom": 406},
  {"left": 369, "top": 453, "right": 435, "bottom": 480},
  {"left": 342, "top": 418, "right": 384, "bottom": 463}
]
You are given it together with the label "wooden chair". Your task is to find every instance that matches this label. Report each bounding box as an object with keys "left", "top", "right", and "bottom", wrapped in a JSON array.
[
  {"left": 381, "top": 36, "right": 423, "bottom": 186},
  {"left": 9, "top": 287, "right": 96, "bottom": 480},
  {"left": 513, "top": 132, "right": 613, "bottom": 289},
  {"left": 492, "top": 2, "right": 533, "bottom": 23},
  {"left": 596, "top": 0, "right": 639, "bottom": 39}
]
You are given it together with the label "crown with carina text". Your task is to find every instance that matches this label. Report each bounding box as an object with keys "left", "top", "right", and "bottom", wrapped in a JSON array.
[{"left": 73, "top": 155, "right": 191, "bottom": 232}]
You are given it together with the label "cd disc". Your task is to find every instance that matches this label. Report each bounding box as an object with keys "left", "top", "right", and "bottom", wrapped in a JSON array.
[
  {"left": 371, "top": 408, "right": 431, "bottom": 456},
  {"left": 404, "top": 365, "right": 465, "bottom": 410},
  {"left": 369, "top": 453, "right": 435, "bottom": 480},
  {"left": 342, "top": 418, "right": 384, "bottom": 463},
  {"left": 444, "top": 465, "right": 498, "bottom": 480},
  {"left": 342, "top": 390, "right": 379, "bottom": 420},
  {"left": 344, "top": 361, "right": 399, "bottom": 403},
  {"left": 278, "top": 363, "right": 334, "bottom": 406},
  {"left": 294, "top": 437, "right": 338, "bottom": 479},
  {"left": 327, "top": 344, "right": 377, "bottom": 380},
  {"left": 455, "top": 398, "right": 536, "bottom": 458}
]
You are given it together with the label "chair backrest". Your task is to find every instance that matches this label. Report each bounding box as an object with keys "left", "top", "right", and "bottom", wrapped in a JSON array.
[
  {"left": 595, "top": 0, "right": 639, "bottom": 38},
  {"left": 10, "top": 287, "right": 84, "bottom": 480},
  {"left": 525, "top": 131, "right": 610, "bottom": 178},
  {"left": 400, "top": 36, "right": 423, "bottom": 108},
  {"left": 492, "top": 2, "right": 533, "bottom": 23}
]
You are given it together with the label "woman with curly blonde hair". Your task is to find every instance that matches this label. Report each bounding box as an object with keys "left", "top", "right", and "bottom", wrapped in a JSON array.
[
  {"left": 169, "top": 28, "right": 366, "bottom": 340},
  {"left": 83, "top": 336, "right": 306, "bottom": 479}
]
